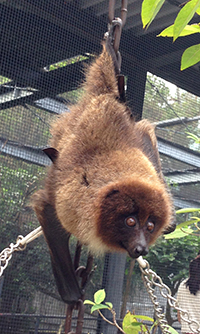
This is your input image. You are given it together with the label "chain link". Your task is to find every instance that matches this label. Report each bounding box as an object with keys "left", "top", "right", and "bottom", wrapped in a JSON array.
[
  {"left": 1, "top": 231, "right": 200, "bottom": 334},
  {"left": 0, "top": 237, "right": 24, "bottom": 277},
  {"left": 137, "top": 257, "right": 200, "bottom": 334},
  {"left": 0, "top": 227, "right": 43, "bottom": 277}
]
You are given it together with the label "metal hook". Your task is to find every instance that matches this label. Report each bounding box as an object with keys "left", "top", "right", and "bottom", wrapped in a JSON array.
[
  {"left": 108, "top": 0, "right": 128, "bottom": 54},
  {"left": 108, "top": 0, "right": 128, "bottom": 27},
  {"left": 105, "top": 0, "right": 128, "bottom": 72},
  {"left": 109, "top": 17, "right": 123, "bottom": 55}
]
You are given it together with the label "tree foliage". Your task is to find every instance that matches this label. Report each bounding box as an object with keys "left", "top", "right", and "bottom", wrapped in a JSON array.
[{"left": 141, "top": 0, "right": 200, "bottom": 70}]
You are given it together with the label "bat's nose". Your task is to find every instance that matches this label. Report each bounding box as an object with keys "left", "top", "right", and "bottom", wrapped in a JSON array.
[
  {"left": 124, "top": 231, "right": 149, "bottom": 258},
  {"left": 133, "top": 245, "right": 148, "bottom": 258}
]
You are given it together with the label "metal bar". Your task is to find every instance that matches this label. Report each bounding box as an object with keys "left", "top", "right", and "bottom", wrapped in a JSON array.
[
  {"left": 157, "top": 137, "right": 200, "bottom": 168},
  {"left": 0, "top": 61, "right": 86, "bottom": 111},
  {"left": 155, "top": 116, "right": 200, "bottom": 128},
  {"left": 173, "top": 198, "right": 200, "bottom": 209},
  {"left": 1, "top": 137, "right": 200, "bottom": 172},
  {"left": 126, "top": 66, "right": 147, "bottom": 120},
  {"left": 0, "top": 139, "right": 51, "bottom": 166},
  {"left": 166, "top": 171, "right": 200, "bottom": 185},
  {"left": 1, "top": 138, "right": 200, "bottom": 209},
  {"left": 34, "top": 97, "right": 69, "bottom": 114}
]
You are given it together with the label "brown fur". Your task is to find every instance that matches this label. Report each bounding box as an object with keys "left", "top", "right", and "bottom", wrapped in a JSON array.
[{"left": 32, "top": 44, "right": 174, "bottom": 258}]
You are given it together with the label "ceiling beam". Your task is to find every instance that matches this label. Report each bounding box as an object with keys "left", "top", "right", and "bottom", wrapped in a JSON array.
[
  {"left": 173, "top": 198, "right": 200, "bottom": 209},
  {"left": 0, "top": 60, "right": 86, "bottom": 110},
  {"left": 166, "top": 171, "right": 200, "bottom": 185},
  {"left": 157, "top": 137, "right": 200, "bottom": 168},
  {"left": 0, "top": 138, "right": 50, "bottom": 167},
  {"left": 155, "top": 116, "right": 200, "bottom": 128},
  {"left": 1, "top": 136, "right": 200, "bottom": 172}
]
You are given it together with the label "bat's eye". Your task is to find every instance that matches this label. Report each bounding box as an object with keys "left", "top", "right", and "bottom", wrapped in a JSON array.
[
  {"left": 125, "top": 216, "right": 136, "bottom": 227},
  {"left": 147, "top": 221, "right": 155, "bottom": 232}
]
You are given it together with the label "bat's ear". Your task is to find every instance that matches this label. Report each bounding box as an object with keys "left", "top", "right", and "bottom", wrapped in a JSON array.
[{"left": 43, "top": 147, "right": 59, "bottom": 163}]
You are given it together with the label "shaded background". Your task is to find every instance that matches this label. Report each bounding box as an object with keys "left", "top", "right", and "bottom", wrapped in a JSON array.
[{"left": 0, "top": 1, "right": 200, "bottom": 333}]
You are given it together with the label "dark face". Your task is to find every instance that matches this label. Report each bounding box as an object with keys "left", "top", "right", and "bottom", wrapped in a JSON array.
[
  {"left": 115, "top": 215, "right": 155, "bottom": 258},
  {"left": 96, "top": 181, "right": 170, "bottom": 258},
  {"left": 99, "top": 211, "right": 157, "bottom": 258}
]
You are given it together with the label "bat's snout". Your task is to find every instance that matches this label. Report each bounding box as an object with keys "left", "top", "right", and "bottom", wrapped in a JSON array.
[
  {"left": 123, "top": 230, "right": 149, "bottom": 258},
  {"left": 128, "top": 244, "right": 149, "bottom": 259}
]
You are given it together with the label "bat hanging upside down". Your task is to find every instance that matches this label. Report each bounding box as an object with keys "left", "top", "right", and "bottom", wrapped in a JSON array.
[{"left": 33, "top": 44, "right": 175, "bottom": 261}]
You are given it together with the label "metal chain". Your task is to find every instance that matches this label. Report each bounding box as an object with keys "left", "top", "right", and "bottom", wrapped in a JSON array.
[
  {"left": 137, "top": 257, "right": 171, "bottom": 334},
  {"left": 0, "top": 226, "right": 43, "bottom": 277},
  {"left": 2, "top": 230, "right": 200, "bottom": 334},
  {"left": 137, "top": 256, "right": 200, "bottom": 334}
]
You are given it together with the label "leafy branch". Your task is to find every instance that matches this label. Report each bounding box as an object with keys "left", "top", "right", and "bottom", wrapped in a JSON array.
[
  {"left": 165, "top": 208, "right": 200, "bottom": 239},
  {"left": 84, "top": 289, "right": 177, "bottom": 334},
  {"left": 141, "top": 0, "right": 200, "bottom": 70},
  {"left": 84, "top": 289, "right": 125, "bottom": 333}
]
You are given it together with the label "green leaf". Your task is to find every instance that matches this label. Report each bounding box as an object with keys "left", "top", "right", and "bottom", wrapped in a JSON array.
[
  {"left": 164, "top": 227, "right": 193, "bottom": 239},
  {"left": 181, "top": 43, "right": 200, "bottom": 70},
  {"left": 167, "top": 325, "right": 180, "bottom": 334},
  {"left": 130, "top": 322, "right": 148, "bottom": 332},
  {"left": 176, "top": 220, "right": 198, "bottom": 229},
  {"left": 91, "top": 304, "right": 109, "bottom": 313},
  {"left": 186, "top": 132, "right": 200, "bottom": 143},
  {"left": 186, "top": 132, "right": 200, "bottom": 141},
  {"left": 83, "top": 300, "right": 95, "bottom": 305},
  {"left": 187, "top": 135, "right": 200, "bottom": 143},
  {"left": 123, "top": 312, "right": 142, "bottom": 334},
  {"left": 187, "top": 135, "right": 200, "bottom": 142},
  {"left": 130, "top": 322, "right": 143, "bottom": 326},
  {"left": 176, "top": 208, "right": 200, "bottom": 214},
  {"left": 196, "top": 5, "right": 200, "bottom": 15},
  {"left": 122, "top": 313, "right": 153, "bottom": 334},
  {"left": 94, "top": 289, "right": 106, "bottom": 304},
  {"left": 105, "top": 302, "right": 113, "bottom": 309},
  {"left": 131, "top": 315, "right": 154, "bottom": 322},
  {"left": 158, "top": 24, "right": 200, "bottom": 37},
  {"left": 141, "top": 0, "right": 165, "bottom": 29},
  {"left": 173, "top": 0, "right": 200, "bottom": 41}
]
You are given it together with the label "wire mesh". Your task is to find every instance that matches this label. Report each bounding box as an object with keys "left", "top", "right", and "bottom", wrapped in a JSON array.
[{"left": 0, "top": 1, "right": 200, "bottom": 334}]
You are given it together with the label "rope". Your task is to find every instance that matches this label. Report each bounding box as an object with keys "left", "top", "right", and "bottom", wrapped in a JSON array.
[{"left": 18, "top": 226, "right": 43, "bottom": 246}]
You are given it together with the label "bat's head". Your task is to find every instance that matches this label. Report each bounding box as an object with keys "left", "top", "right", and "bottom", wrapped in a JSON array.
[{"left": 95, "top": 177, "right": 173, "bottom": 258}]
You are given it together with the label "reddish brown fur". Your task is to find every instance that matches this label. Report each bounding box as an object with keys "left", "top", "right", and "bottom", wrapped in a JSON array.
[{"left": 32, "top": 44, "right": 174, "bottom": 257}]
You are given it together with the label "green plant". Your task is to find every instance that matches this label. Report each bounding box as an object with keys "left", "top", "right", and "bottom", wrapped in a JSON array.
[
  {"left": 141, "top": 0, "right": 200, "bottom": 70},
  {"left": 84, "top": 289, "right": 178, "bottom": 334},
  {"left": 164, "top": 208, "right": 200, "bottom": 239},
  {"left": 186, "top": 132, "right": 200, "bottom": 144}
]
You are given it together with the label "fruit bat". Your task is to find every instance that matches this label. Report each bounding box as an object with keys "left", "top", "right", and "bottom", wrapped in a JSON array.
[{"left": 32, "top": 43, "right": 175, "bottom": 303}]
